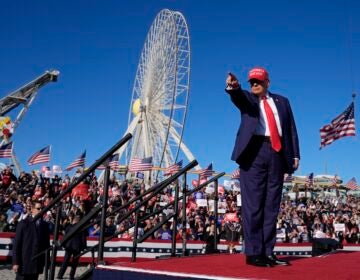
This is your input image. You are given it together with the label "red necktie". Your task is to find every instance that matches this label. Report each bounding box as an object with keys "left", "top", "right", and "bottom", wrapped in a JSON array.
[{"left": 261, "top": 96, "right": 282, "bottom": 152}]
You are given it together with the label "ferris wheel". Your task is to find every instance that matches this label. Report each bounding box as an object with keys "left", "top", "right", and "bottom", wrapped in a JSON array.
[{"left": 116, "top": 9, "right": 198, "bottom": 177}]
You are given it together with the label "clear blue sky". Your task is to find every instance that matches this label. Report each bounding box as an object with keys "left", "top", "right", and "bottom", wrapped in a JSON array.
[{"left": 0, "top": 0, "right": 359, "bottom": 183}]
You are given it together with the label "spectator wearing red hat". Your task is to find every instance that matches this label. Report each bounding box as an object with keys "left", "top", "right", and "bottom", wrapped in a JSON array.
[{"left": 225, "top": 67, "right": 300, "bottom": 267}]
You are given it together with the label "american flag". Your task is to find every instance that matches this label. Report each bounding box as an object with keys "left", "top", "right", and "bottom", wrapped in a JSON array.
[
  {"left": 305, "top": 172, "right": 314, "bottom": 187},
  {"left": 0, "top": 142, "right": 13, "bottom": 158},
  {"left": 320, "top": 102, "right": 355, "bottom": 148},
  {"left": 109, "top": 154, "right": 120, "bottom": 170},
  {"left": 345, "top": 177, "right": 358, "bottom": 190},
  {"left": 65, "top": 150, "right": 86, "bottom": 171},
  {"left": 283, "top": 174, "right": 293, "bottom": 183},
  {"left": 199, "top": 163, "right": 214, "bottom": 179},
  {"left": 27, "top": 145, "right": 51, "bottom": 165},
  {"left": 96, "top": 154, "right": 120, "bottom": 170},
  {"left": 231, "top": 168, "right": 240, "bottom": 180},
  {"left": 96, "top": 163, "right": 106, "bottom": 170},
  {"left": 164, "top": 160, "right": 183, "bottom": 176},
  {"left": 128, "top": 156, "right": 153, "bottom": 172}
]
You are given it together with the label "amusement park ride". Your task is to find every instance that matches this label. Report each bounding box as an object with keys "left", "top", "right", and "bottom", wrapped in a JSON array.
[
  {"left": 0, "top": 70, "right": 60, "bottom": 174},
  {"left": 115, "top": 9, "right": 198, "bottom": 176}
]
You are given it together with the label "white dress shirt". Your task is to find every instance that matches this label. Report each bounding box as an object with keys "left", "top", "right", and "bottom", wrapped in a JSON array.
[{"left": 254, "top": 93, "right": 282, "bottom": 137}]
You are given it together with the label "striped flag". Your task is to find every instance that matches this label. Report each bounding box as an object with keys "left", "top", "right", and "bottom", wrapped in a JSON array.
[
  {"left": 331, "top": 175, "right": 339, "bottom": 186},
  {"left": 108, "top": 154, "right": 120, "bottom": 170},
  {"left": 345, "top": 177, "right": 358, "bottom": 190},
  {"left": 164, "top": 160, "right": 183, "bottom": 176},
  {"left": 0, "top": 142, "right": 13, "bottom": 158},
  {"left": 96, "top": 163, "right": 106, "bottom": 170},
  {"left": 128, "top": 157, "right": 153, "bottom": 172},
  {"left": 97, "top": 154, "right": 120, "bottom": 170},
  {"left": 199, "top": 163, "right": 214, "bottom": 179},
  {"left": 320, "top": 102, "right": 355, "bottom": 148},
  {"left": 283, "top": 174, "right": 293, "bottom": 183},
  {"left": 305, "top": 172, "right": 314, "bottom": 187},
  {"left": 27, "top": 145, "right": 51, "bottom": 165},
  {"left": 65, "top": 150, "right": 86, "bottom": 171},
  {"left": 231, "top": 168, "right": 240, "bottom": 180}
]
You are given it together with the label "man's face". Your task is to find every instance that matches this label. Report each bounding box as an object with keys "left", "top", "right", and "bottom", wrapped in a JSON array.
[
  {"left": 31, "top": 203, "right": 42, "bottom": 216},
  {"left": 249, "top": 79, "right": 269, "bottom": 96}
]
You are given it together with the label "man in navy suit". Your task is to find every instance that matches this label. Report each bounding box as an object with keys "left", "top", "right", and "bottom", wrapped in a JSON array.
[
  {"left": 12, "top": 201, "right": 50, "bottom": 279},
  {"left": 225, "top": 67, "right": 300, "bottom": 267},
  {"left": 57, "top": 214, "right": 87, "bottom": 279}
]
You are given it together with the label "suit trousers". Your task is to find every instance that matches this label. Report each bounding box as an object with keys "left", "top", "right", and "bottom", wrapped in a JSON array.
[
  {"left": 57, "top": 249, "right": 80, "bottom": 279},
  {"left": 239, "top": 137, "right": 284, "bottom": 256}
]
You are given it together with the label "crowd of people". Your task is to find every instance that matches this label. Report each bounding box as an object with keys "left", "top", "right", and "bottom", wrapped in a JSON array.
[{"left": 0, "top": 166, "right": 360, "bottom": 252}]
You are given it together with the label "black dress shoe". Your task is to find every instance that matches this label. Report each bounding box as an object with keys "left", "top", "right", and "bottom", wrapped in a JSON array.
[
  {"left": 246, "top": 255, "right": 273, "bottom": 267},
  {"left": 266, "top": 254, "right": 291, "bottom": 266}
]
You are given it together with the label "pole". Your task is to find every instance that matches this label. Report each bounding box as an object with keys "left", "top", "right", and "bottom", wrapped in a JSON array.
[
  {"left": 49, "top": 204, "right": 62, "bottom": 280},
  {"left": 214, "top": 179, "right": 219, "bottom": 253},
  {"left": 171, "top": 180, "right": 180, "bottom": 256},
  {"left": 98, "top": 166, "right": 110, "bottom": 265},
  {"left": 43, "top": 247, "right": 51, "bottom": 280},
  {"left": 131, "top": 211, "right": 139, "bottom": 262},
  {"left": 181, "top": 173, "right": 187, "bottom": 256}
]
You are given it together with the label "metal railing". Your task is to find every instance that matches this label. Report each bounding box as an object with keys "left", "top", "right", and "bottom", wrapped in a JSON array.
[
  {"left": 71, "top": 160, "right": 198, "bottom": 260},
  {"left": 131, "top": 171, "right": 225, "bottom": 261},
  {"left": 72, "top": 169, "right": 226, "bottom": 265},
  {"left": 36, "top": 143, "right": 226, "bottom": 279},
  {"left": 32, "top": 133, "right": 132, "bottom": 280}
]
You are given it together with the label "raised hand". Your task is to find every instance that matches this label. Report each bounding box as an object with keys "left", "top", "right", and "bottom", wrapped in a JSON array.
[{"left": 226, "top": 72, "right": 240, "bottom": 89}]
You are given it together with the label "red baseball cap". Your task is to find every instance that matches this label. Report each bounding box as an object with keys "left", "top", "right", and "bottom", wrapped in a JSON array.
[{"left": 248, "top": 67, "right": 269, "bottom": 81}]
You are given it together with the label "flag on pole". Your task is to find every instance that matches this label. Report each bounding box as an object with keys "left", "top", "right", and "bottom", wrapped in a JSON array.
[
  {"left": 96, "top": 162, "right": 106, "bottom": 170},
  {"left": 345, "top": 177, "right": 358, "bottom": 190},
  {"left": 164, "top": 160, "right": 183, "bottom": 176},
  {"left": 305, "top": 172, "right": 314, "bottom": 187},
  {"left": 0, "top": 142, "right": 13, "bottom": 158},
  {"left": 27, "top": 145, "right": 51, "bottom": 165},
  {"left": 320, "top": 102, "right": 355, "bottom": 148},
  {"left": 199, "top": 163, "right": 214, "bottom": 179},
  {"left": 128, "top": 157, "right": 153, "bottom": 172},
  {"left": 231, "top": 168, "right": 240, "bottom": 180},
  {"left": 65, "top": 150, "right": 86, "bottom": 171},
  {"left": 108, "top": 154, "right": 120, "bottom": 170},
  {"left": 97, "top": 154, "right": 121, "bottom": 170}
]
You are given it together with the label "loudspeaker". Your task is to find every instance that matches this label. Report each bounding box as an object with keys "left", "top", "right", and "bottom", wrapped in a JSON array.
[{"left": 311, "top": 238, "right": 343, "bottom": 257}]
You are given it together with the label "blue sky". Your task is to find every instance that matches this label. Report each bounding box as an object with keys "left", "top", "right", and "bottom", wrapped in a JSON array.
[{"left": 0, "top": 0, "right": 359, "bottom": 183}]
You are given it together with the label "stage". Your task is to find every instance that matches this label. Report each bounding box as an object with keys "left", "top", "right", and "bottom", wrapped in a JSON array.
[{"left": 94, "top": 251, "right": 360, "bottom": 280}]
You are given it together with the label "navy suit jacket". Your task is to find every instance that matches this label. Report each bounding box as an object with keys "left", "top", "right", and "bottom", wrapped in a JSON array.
[
  {"left": 226, "top": 87, "right": 300, "bottom": 174},
  {"left": 12, "top": 216, "right": 50, "bottom": 274}
]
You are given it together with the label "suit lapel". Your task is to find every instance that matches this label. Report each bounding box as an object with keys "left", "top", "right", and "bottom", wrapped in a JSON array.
[{"left": 269, "top": 92, "right": 284, "bottom": 125}]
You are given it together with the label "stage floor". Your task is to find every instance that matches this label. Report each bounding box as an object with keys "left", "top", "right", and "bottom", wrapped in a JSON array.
[{"left": 95, "top": 250, "right": 360, "bottom": 280}]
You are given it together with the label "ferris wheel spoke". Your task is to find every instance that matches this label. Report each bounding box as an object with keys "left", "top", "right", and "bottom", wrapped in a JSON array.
[
  {"left": 162, "top": 104, "right": 186, "bottom": 110},
  {"left": 169, "top": 126, "right": 199, "bottom": 169},
  {"left": 147, "top": 119, "right": 167, "bottom": 165},
  {"left": 143, "top": 62, "right": 173, "bottom": 102},
  {"left": 159, "top": 112, "right": 183, "bottom": 129},
  {"left": 147, "top": 60, "right": 176, "bottom": 104}
]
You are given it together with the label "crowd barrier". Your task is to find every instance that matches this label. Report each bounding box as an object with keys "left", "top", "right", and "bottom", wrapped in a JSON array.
[{"left": 1, "top": 233, "right": 359, "bottom": 264}]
